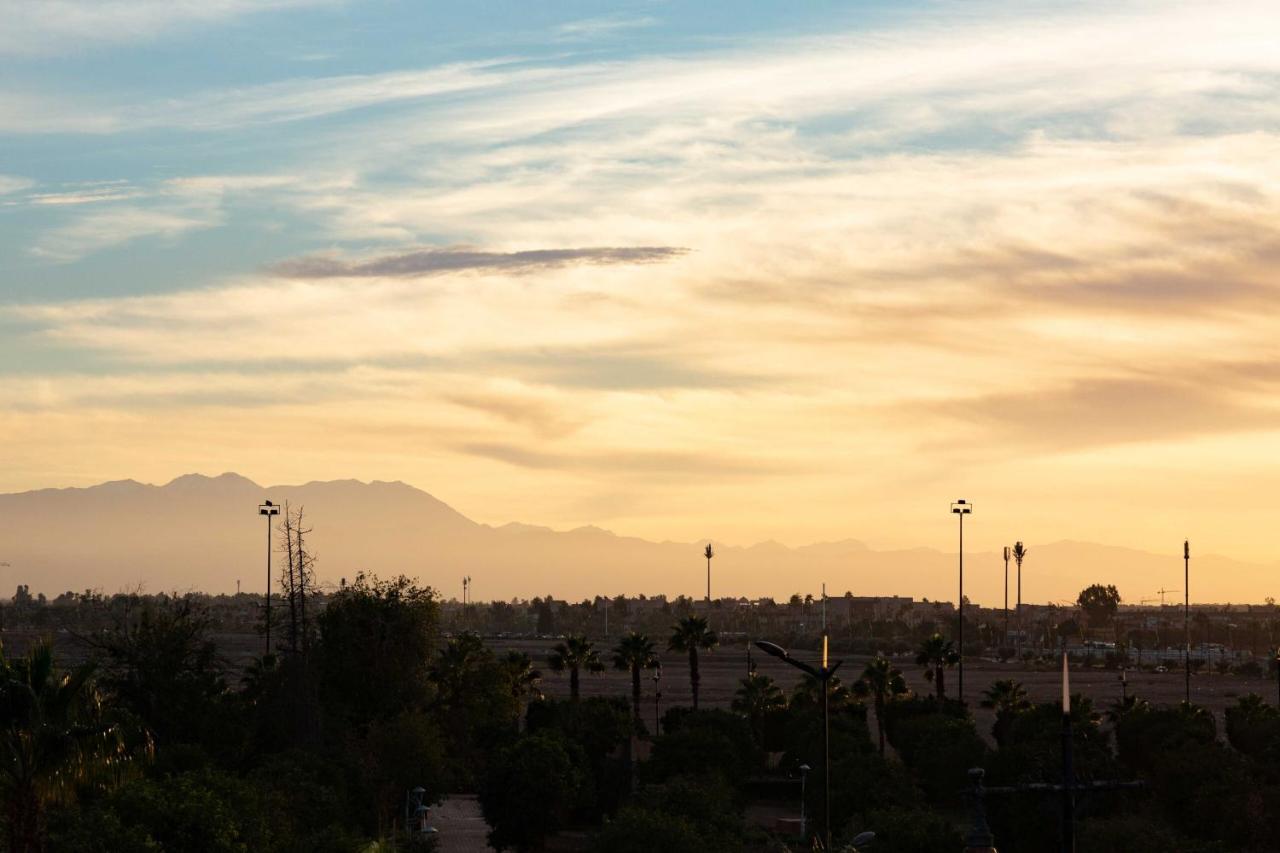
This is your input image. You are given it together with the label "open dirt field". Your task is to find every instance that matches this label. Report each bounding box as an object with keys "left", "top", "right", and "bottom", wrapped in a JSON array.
[{"left": 497, "top": 638, "right": 1275, "bottom": 743}]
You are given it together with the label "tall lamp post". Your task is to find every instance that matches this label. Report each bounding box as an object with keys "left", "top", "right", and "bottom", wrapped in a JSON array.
[
  {"left": 756, "top": 637, "right": 842, "bottom": 850},
  {"left": 652, "top": 665, "right": 662, "bottom": 732},
  {"left": 258, "top": 501, "right": 280, "bottom": 657},
  {"left": 1183, "top": 539, "right": 1190, "bottom": 705},
  {"left": 1002, "top": 546, "right": 1010, "bottom": 651},
  {"left": 952, "top": 500, "right": 972, "bottom": 702}
]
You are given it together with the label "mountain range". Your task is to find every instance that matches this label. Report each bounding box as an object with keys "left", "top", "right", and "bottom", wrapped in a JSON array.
[{"left": 0, "top": 473, "right": 1275, "bottom": 605}]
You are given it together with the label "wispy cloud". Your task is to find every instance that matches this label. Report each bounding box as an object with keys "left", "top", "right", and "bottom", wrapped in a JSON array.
[
  {"left": 0, "top": 0, "right": 329, "bottom": 57},
  {"left": 556, "top": 15, "right": 656, "bottom": 40},
  {"left": 269, "top": 246, "right": 689, "bottom": 278},
  {"left": 29, "top": 206, "right": 215, "bottom": 262}
]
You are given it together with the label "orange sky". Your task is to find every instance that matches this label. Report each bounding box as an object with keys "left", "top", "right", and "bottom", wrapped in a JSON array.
[{"left": 3, "top": 2, "right": 1280, "bottom": 571}]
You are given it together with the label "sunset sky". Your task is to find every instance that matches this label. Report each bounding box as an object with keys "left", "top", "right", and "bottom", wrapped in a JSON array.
[{"left": 3, "top": 1, "right": 1280, "bottom": 565}]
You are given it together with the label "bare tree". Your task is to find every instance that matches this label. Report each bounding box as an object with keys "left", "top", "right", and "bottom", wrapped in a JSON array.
[{"left": 277, "top": 504, "right": 316, "bottom": 655}]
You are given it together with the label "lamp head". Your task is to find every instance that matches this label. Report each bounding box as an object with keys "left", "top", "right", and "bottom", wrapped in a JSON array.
[
  {"left": 258, "top": 500, "right": 280, "bottom": 516},
  {"left": 951, "top": 499, "right": 972, "bottom": 515}
]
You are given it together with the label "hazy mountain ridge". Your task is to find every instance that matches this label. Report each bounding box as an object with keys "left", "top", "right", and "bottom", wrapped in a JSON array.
[{"left": 0, "top": 474, "right": 1275, "bottom": 605}]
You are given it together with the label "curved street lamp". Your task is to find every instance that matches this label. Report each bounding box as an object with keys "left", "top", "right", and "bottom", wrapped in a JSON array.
[{"left": 756, "top": 638, "right": 842, "bottom": 850}]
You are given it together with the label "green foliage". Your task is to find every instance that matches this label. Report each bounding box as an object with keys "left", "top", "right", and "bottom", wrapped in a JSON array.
[
  {"left": 854, "top": 807, "right": 962, "bottom": 853},
  {"left": 0, "top": 642, "right": 151, "bottom": 853},
  {"left": 647, "top": 709, "right": 758, "bottom": 787},
  {"left": 590, "top": 774, "right": 743, "bottom": 853},
  {"left": 1076, "top": 584, "right": 1122, "bottom": 632},
  {"left": 479, "top": 732, "right": 585, "bottom": 852},
  {"left": 980, "top": 679, "right": 1031, "bottom": 747},
  {"left": 1114, "top": 702, "right": 1216, "bottom": 774},
  {"left": 87, "top": 596, "right": 228, "bottom": 747},
  {"left": 668, "top": 616, "right": 717, "bottom": 709},
  {"left": 316, "top": 573, "right": 439, "bottom": 724},
  {"left": 546, "top": 634, "right": 605, "bottom": 702},
  {"left": 1224, "top": 694, "right": 1280, "bottom": 763},
  {"left": 914, "top": 634, "right": 958, "bottom": 700}
]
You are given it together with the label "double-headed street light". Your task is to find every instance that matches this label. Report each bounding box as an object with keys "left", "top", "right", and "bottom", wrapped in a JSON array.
[
  {"left": 952, "top": 500, "right": 972, "bottom": 703},
  {"left": 756, "top": 638, "right": 842, "bottom": 850},
  {"left": 258, "top": 500, "right": 280, "bottom": 657}
]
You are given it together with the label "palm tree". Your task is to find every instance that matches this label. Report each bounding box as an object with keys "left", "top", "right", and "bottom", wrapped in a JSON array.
[
  {"left": 854, "top": 655, "right": 908, "bottom": 755},
  {"left": 501, "top": 651, "right": 543, "bottom": 728},
  {"left": 916, "top": 633, "right": 960, "bottom": 701},
  {"left": 732, "top": 673, "right": 786, "bottom": 743},
  {"left": 703, "top": 543, "right": 715, "bottom": 603},
  {"left": 547, "top": 635, "right": 604, "bottom": 702},
  {"left": 668, "top": 616, "right": 718, "bottom": 709},
  {"left": 429, "top": 632, "right": 487, "bottom": 707},
  {"left": 1012, "top": 541, "right": 1028, "bottom": 648},
  {"left": 0, "top": 643, "right": 150, "bottom": 853},
  {"left": 980, "top": 678, "right": 1031, "bottom": 746},
  {"left": 790, "top": 672, "right": 854, "bottom": 713},
  {"left": 1105, "top": 694, "right": 1149, "bottom": 725},
  {"left": 612, "top": 632, "right": 659, "bottom": 720}
]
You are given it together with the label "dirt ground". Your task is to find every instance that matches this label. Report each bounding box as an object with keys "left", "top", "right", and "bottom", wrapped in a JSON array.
[{"left": 499, "top": 638, "right": 1276, "bottom": 743}]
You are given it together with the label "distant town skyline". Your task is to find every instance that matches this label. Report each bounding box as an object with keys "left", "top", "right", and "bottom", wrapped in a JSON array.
[{"left": 5, "top": 2, "right": 1280, "bottom": 572}]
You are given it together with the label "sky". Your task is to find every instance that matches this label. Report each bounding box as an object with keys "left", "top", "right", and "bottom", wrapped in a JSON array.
[{"left": 3, "top": 1, "right": 1280, "bottom": 566}]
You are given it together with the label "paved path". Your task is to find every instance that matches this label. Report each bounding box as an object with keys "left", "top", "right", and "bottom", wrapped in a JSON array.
[{"left": 433, "top": 795, "right": 494, "bottom": 853}]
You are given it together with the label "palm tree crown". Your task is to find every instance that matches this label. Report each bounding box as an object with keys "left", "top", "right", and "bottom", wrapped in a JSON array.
[
  {"left": 502, "top": 650, "right": 543, "bottom": 726},
  {"left": 668, "top": 616, "right": 717, "bottom": 710},
  {"left": 916, "top": 633, "right": 960, "bottom": 701},
  {"left": 547, "top": 635, "right": 604, "bottom": 702},
  {"left": 612, "top": 632, "right": 659, "bottom": 720},
  {"left": 854, "top": 654, "right": 908, "bottom": 756},
  {"left": 0, "top": 643, "right": 150, "bottom": 853}
]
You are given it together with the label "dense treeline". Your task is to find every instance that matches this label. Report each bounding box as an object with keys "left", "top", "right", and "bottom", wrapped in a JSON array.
[{"left": 4, "top": 576, "right": 1280, "bottom": 851}]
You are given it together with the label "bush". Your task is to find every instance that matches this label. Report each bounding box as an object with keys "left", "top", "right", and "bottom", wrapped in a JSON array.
[{"left": 479, "top": 733, "right": 585, "bottom": 852}]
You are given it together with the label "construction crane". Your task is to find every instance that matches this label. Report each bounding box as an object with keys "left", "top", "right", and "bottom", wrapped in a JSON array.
[{"left": 1157, "top": 588, "right": 1180, "bottom": 607}]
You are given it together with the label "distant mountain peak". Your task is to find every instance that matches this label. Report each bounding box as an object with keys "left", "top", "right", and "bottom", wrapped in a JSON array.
[{"left": 165, "top": 472, "right": 261, "bottom": 490}]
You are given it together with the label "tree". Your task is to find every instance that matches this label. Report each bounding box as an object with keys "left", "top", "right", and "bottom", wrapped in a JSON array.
[
  {"left": 1077, "top": 584, "right": 1121, "bottom": 639},
  {"left": 547, "top": 635, "right": 604, "bottom": 702},
  {"left": 0, "top": 643, "right": 150, "bottom": 853},
  {"left": 915, "top": 633, "right": 959, "bottom": 701},
  {"left": 854, "top": 655, "right": 908, "bottom": 756},
  {"left": 980, "top": 679, "right": 1031, "bottom": 746},
  {"left": 85, "top": 595, "right": 227, "bottom": 747},
  {"left": 277, "top": 504, "right": 317, "bottom": 655},
  {"left": 668, "top": 616, "right": 717, "bottom": 710},
  {"left": 611, "top": 632, "right": 658, "bottom": 721},
  {"left": 731, "top": 672, "right": 786, "bottom": 744},
  {"left": 501, "top": 651, "right": 543, "bottom": 728},
  {"left": 480, "top": 733, "right": 584, "bottom": 852},
  {"left": 316, "top": 573, "right": 439, "bottom": 724}
]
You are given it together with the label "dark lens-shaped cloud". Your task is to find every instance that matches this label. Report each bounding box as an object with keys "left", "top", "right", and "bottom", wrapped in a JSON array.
[{"left": 268, "top": 246, "right": 689, "bottom": 278}]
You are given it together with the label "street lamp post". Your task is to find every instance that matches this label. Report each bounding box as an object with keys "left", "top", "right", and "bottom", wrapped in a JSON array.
[
  {"left": 798, "top": 763, "right": 811, "bottom": 841},
  {"left": 258, "top": 501, "right": 280, "bottom": 657},
  {"left": 756, "top": 637, "right": 842, "bottom": 850},
  {"left": 1184, "top": 540, "right": 1190, "bottom": 705},
  {"left": 1003, "top": 546, "right": 1010, "bottom": 652},
  {"left": 952, "top": 500, "right": 972, "bottom": 702},
  {"left": 652, "top": 666, "right": 662, "bottom": 732}
]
